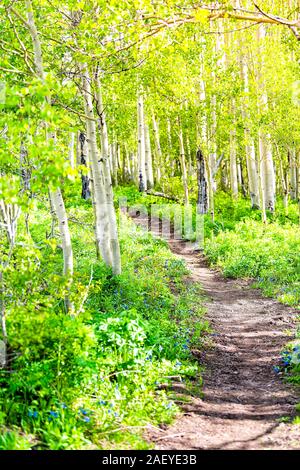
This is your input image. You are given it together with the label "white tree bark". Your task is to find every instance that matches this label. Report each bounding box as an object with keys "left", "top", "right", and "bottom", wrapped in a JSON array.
[
  {"left": 152, "top": 111, "right": 162, "bottom": 183},
  {"left": 166, "top": 118, "right": 174, "bottom": 177},
  {"left": 230, "top": 102, "right": 238, "bottom": 199},
  {"left": 137, "top": 92, "right": 147, "bottom": 191},
  {"left": 145, "top": 123, "right": 154, "bottom": 188},
  {"left": 25, "top": 0, "right": 74, "bottom": 311},
  {"left": 257, "top": 24, "right": 276, "bottom": 215},
  {"left": 81, "top": 66, "right": 113, "bottom": 267},
  {"left": 50, "top": 188, "right": 74, "bottom": 311},
  {"left": 289, "top": 148, "right": 298, "bottom": 200},
  {"left": 95, "top": 77, "right": 121, "bottom": 275},
  {"left": 68, "top": 132, "right": 75, "bottom": 169},
  {"left": 178, "top": 117, "right": 189, "bottom": 205},
  {"left": 240, "top": 54, "right": 260, "bottom": 208}
]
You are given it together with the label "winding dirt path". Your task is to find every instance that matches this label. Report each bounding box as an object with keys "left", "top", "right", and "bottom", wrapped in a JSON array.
[{"left": 134, "top": 215, "right": 300, "bottom": 450}]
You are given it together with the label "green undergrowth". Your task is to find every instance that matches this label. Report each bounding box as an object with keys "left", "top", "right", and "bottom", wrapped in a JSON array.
[
  {"left": 116, "top": 185, "right": 300, "bottom": 388},
  {"left": 0, "top": 187, "right": 208, "bottom": 450}
]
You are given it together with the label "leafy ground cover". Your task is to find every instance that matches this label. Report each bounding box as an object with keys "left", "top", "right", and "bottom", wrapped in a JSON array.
[
  {"left": 117, "top": 186, "right": 300, "bottom": 392},
  {"left": 0, "top": 185, "right": 208, "bottom": 449}
]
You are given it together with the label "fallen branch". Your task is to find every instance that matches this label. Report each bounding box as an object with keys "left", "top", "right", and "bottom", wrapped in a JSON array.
[{"left": 146, "top": 190, "right": 180, "bottom": 203}]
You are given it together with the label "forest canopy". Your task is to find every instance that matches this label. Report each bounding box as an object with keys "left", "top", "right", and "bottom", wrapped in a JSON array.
[{"left": 0, "top": 0, "right": 300, "bottom": 452}]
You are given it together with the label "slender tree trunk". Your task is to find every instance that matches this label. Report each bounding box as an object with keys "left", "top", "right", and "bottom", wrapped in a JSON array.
[
  {"left": 278, "top": 149, "right": 288, "bottom": 209},
  {"left": 263, "top": 136, "right": 276, "bottom": 212},
  {"left": 137, "top": 92, "right": 147, "bottom": 191},
  {"left": 230, "top": 102, "right": 238, "bottom": 199},
  {"left": 49, "top": 188, "right": 74, "bottom": 312},
  {"left": 68, "top": 132, "right": 75, "bottom": 169},
  {"left": 0, "top": 270, "right": 7, "bottom": 368},
  {"left": 81, "top": 65, "right": 113, "bottom": 267},
  {"left": 152, "top": 111, "right": 162, "bottom": 183},
  {"left": 79, "top": 131, "right": 91, "bottom": 200},
  {"left": 178, "top": 117, "right": 189, "bottom": 205},
  {"left": 95, "top": 76, "right": 121, "bottom": 275},
  {"left": 289, "top": 149, "right": 298, "bottom": 200},
  {"left": 209, "top": 92, "right": 217, "bottom": 193},
  {"left": 257, "top": 24, "right": 276, "bottom": 215},
  {"left": 145, "top": 123, "right": 154, "bottom": 188},
  {"left": 25, "top": 0, "right": 74, "bottom": 311},
  {"left": 196, "top": 148, "right": 208, "bottom": 214},
  {"left": 166, "top": 118, "right": 174, "bottom": 176},
  {"left": 258, "top": 130, "right": 267, "bottom": 223}
]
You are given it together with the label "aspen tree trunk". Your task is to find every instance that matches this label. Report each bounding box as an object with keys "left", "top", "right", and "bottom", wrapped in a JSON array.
[
  {"left": 137, "top": 92, "right": 147, "bottom": 191},
  {"left": 184, "top": 100, "right": 193, "bottom": 175},
  {"left": 68, "top": 132, "right": 75, "bottom": 169},
  {"left": 25, "top": 0, "right": 74, "bottom": 311},
  {"left": 258, "top": 131, "right": 267, "bottom": 223},
  {"left": 108, "top": 144, "right": 113, "bottom": 175},
  {"left": 209, "top": 91, "right": 217, "bottom": 193},
  {"left": 145, "top": 123, "right": 154, "bottom": 188},
  {"left": 196, "top": 148, "right": 208, "bottom": 214},
  {"left": 263, "top": 137, "right": 276, "bottom": 212},
  {"left": 238, "top": 162, "right": 247, "bottom": 196},
  {"left": 209, "top": 21, "right": 225, "bottom": 193},
  {"left": 230, "top": 102, "right": 238, "bottom": 199},
  {"left": 109, "top": 142, "right": 118, "bottom": 187},
  {"left": 79, "top": 131, "right": 91, "bottom": 200},
  {"left": 0, "top": 270, "right": 7, "bottom": 368},
  {"left": 50, "top": 189, "right": 74, "bottom": 312},
  {"left": 166, "top": 118, "right": 174, "bottom": 177},
  {"left": 95, "top": 77, "right": 121, "bottom": 275},
  {"left": 125, "top": 146, "right": 132, "bottom": 181},
  {"left": 289, "top": 149, "right": 298, "bottom": 200},
  {"left": 278, "top": 149, "right": 288, "bottom": 209},
  {"left": 178, "top": 117, "right": 189, "bottom": 205},
  {"left": 186, "top": 135, "right": 193, "bottom": 176},
  {"left": 0, "top": 202, "right": 21, "bottom": 366},
  {"left": 257, "top": 24, "right": 276, "bottom": 216},
  {"left": 199, "top": 46, "right": 211, "bottom": 213},
  {"left": 152, "top": 112, "right": 162, "bottom": 183},
  {"left": 81, "top": 66, "right": 113, "bottom": 267}
]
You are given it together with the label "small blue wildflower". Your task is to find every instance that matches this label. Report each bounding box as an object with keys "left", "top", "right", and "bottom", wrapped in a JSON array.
[
  {"left": 79, "top": 408, "right": 89, "bottom": 416},
  {"left": 166, "top": 403, "right": 173, "bottom": 409},
  {"left": 49, "top": 411, "right": 59, "bottom": 418},
  {"left": 83, "top": 416, "right": 90, "bottom": 423},
  {"left": 98, "top": 400, "right": 107, "bottom": 406},
  {"left": 273, "top": 366, "right": 280, "bottom": 374},
  {"left": 183, "top": 344, "right": 189, "bottom": 350},
  {"left": 28, "top": 410, "right": 38, "bottom": 418},
  {"left": 114, "top": 412, "right": 119, "bottom": 417},
  {"left": 108, "top": 409, "right": 112, "bottom": 414},
  {"left": 60, "top": 403, "right": 67, "bottom": 409},
  {"left": 175, "top": 361, "right": 182, "bottom": 367}
]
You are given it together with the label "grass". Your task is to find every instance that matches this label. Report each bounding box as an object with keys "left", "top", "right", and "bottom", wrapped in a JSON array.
[
  {"left": 0, "top": 184, "right": 208, "bottom": 450},
  {"left": 115, "top": 185, "right": 300, "bottom": 388}
]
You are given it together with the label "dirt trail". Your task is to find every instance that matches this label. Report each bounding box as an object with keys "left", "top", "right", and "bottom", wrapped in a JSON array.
[{"left": 134, "top": 215, "right": 300, "bottom": 450}]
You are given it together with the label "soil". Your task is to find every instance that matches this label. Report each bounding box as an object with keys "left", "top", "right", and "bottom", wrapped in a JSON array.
[{"left": 133, "top": 214, "right": 300, "bottom": 450}]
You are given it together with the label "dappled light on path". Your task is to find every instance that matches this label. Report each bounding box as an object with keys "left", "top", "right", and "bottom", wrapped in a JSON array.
[{"left": 134, "top": 214, "right": 300, "bottom": 450}]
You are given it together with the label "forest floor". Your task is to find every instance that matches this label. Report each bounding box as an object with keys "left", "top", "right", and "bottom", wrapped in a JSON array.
[{"left": 133, "top": 214, "right": 300, "bottom": 450}]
